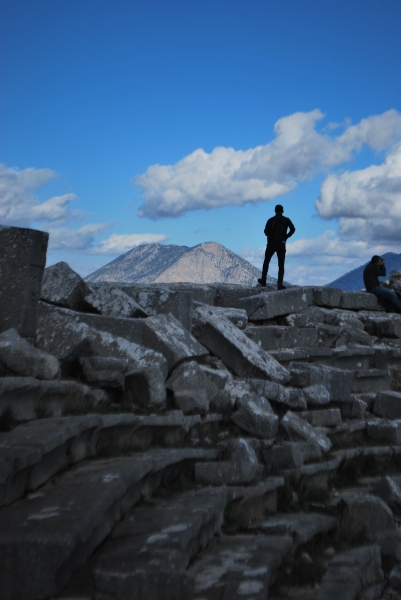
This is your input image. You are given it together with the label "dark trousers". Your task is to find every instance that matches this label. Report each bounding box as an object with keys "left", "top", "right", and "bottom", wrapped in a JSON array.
[
  {"left": 370, "top": 286, "right": 401, "bottom": 313},
  {"left": 261, "top": 240, "right": 286, "bottom": 284}
]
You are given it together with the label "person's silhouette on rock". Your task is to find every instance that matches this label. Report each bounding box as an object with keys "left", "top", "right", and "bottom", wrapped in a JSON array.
[{"left": 258, "top": 205, "right": 295, "bottom": 290}]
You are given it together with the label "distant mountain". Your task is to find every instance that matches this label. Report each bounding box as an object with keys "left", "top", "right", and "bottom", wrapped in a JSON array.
[
  {"left": 326, "top": 252, "right": 401, "bottom": 290},
  {"left": 85, "top": 241, "right": 276, "bottom": 286}
]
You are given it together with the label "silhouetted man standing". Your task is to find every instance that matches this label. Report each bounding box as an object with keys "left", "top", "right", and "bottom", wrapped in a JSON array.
[
  {"left": 258, "top": 205, "right": 295, "bottom": 290},
  {"left": 363, "top": 255, "right": 401, "bottom": 313}
]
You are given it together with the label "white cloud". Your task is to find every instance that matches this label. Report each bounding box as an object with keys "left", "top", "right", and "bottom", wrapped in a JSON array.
[
  {"left": 91, "top": 233, "right": 168, "bottom": 255},
  {"left": 316, "top": 141, "right": 401, "bottom": 245},
  {"left": 135, "top": 109, "right": 401, "bottom": 219},
  {"left": 48, "top": 223, "right": 114, "bottom": 251},
  {"left": 0, "top": 164, "right": 84, "bottom": 227}
]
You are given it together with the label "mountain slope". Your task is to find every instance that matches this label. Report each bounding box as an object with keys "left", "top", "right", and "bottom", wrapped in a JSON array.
[
  {"left": 326, "top": 252, "right": 401, "bottom": 290},
  {"left": 85, "top": 241, "right": 272, "bottom": 286}
]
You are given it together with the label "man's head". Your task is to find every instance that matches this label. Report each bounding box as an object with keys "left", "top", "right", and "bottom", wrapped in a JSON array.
[
  {"left": 275, "top": 204, "right": 284, "bottom": 214},
  {"left": 371, "top": 255, "right": 384, "bottom": 265}
]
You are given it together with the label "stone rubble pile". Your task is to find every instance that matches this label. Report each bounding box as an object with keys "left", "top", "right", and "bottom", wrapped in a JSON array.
[{"left": 1, "top": 225, "right": 401, "bottom": 599}]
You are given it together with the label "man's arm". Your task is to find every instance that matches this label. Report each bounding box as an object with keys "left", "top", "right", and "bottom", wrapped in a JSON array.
[{"left": 285, "top": 219, "right": 296, "bottom": 240}]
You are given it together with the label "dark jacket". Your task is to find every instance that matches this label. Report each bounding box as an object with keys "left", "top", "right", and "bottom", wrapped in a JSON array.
[
  {"left": 264, "top": 215, "right": 295, "bottom": 242},
  {"left": 363, "top": 262, "right": 386, "bottom": 292}
]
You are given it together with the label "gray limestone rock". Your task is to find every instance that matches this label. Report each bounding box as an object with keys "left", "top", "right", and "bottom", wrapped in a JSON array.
[
  {"left": 0, "top": 225, "right": 48, "bottom": 341},
  {"left": 249, "top": 379, "right": 307, "bottom": 410},
  {"left": 40, "top": 261, "right": 90, "bottom": 311},
  {"left": 303, "top": 384, "right": 331, "bottom": 406},
  {"left": 0, "top": 328, "right": 60, "bottom": 380},
  {"left": 340, "top": 291, "right": 380, "bottom": 311},
  {"left": 166, "top": 360, "right": 218, "bottom": 403},
  {"left": 389, "top": 565, "right": 401, "bottom": 591},
  {"left": 339, "top": 494, "right": 395, "bottom": 542},
  {"left": 193, "top": 305, "right": 291, "bottom": 384},
  {"left": 195, "top": 304, "right": 249, "bottom": 329},
  {"left": 223, "top": 438, "right": 259, "bottom": 464},
  {"left": 231, "top": 395, "right": 279, "bottom": 439},
  {"left": 285, "top": 306, "right": 325, "bottom": 327},
  {"left": 79, "top": 356, "right": 128, "bottom": 388},
  {"left": 84, "top": 283, "right": 148, "bottom": 318},
  {"left": 173, "top": 389, "right": 209, "bottom": 415},
  {"left": 289, "top": 362, "right": 354, "bottom": 402},
  {"left": 124, "top": 364, "right": 167, "bottom": 407},
  {"left": 245, "top": 325, "right": 318, "bottom": 351},
  {"left": 238, "top": 288, "right": 308, "bottom": 321},
  {"left": 372, "top": 476, "right": 401, "bottom": 508},
  {"left": 255, "top": 513, "right": 337, "bottom": 545},
  {"left": 367, "top": 419, "right": 401, "bottom": 445},
  {"left": 299, "top": 408, "right": 342, "bottom": 427},
  {"left": 312, "top": 287, "right": 342, "bottom": 308},
  {"left": 264, "top": 442, "right": 304, "bottom": 470},
  {"left": 373, "top": 391, "right": 401, "bottom": 420},
  {"left": 194, "top": 461, "right": 263, "bottom": 486},
  {"left": 199, "top": 364, "right": 232, "bottom": 390},
  {"left": 280, "top": 410, "right": 332, "bottom": 453}
]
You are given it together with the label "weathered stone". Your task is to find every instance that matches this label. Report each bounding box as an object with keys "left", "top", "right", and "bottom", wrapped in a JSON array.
[
  {"left": 303, "top": 384, "right": 331, "bottom": 406},
  {"left": 281, "top": 411, "right": 332, "bottom": 453},
  {"left": 249, "top": 379, "right": 307, "bottom": 410},
  {"left": 339, "top": 494, "right": 395, "bottom": 542},
  {"left": 289, "top": 362, "right": 354, "bottom": 402},
  {"left": 213, "top": 284, "right": 271, "bottom": 308},
  {"left": 372, "top": 476, "right": 401, "bottom": 508},
  {"left": 299, "top": 408, "right": 342, "bottom": 428},
  {"left": 245, "top": 325, "right": 318, "bottom": 351},
  {"left": 174, "top": 389, "right": 209, "bottom": 415},
  {"left": 264, "top": 442, "right": 304, "bottom": 470},
  {"left": 195, "top": 304, "right": 248, "bottom": 329},
  {"left": 0, "top": 225, "right": 48, "bottom": 340},
  {"left": 231, "top": 395, "right": 279, "bottom": 439},
  {"left": 193, "top": 306, "right": 291, "bottom": 384},
  {"left": 119, "top": 284, "right": 194, "bottom": 331},
  {"left": 84, "top": 283, "right": 148, "bottom": 318},
  {"left": 41, "top": 261, "right": 90, "bottom": 311},
  {"left": 376, "top": 317, "right": 401, "bottom": 339},
  {"left": 254, "top": 513, "right": 337, "bottom": 545},
  {"left": 195, "top": 461, "right": 263, "bottom": 486},
  {"left": 285, "top": 306, "right": 325, "bottom": 327},
  {"left": 340, "top": 291, "right": 379, "bottom": 311},
  {"left": 79, "top": 356, "right": 127, "bottom": 388},
  {"left": 389, "top": 565, "right": 401, "bottom": 591},
  {"left": 239, "top": 288, "right": 308, "bottom": 321},
  {"left": 223, "top": 438, "right": 259, "bottom": 464},
  {"left": 0, "top": 328, "right": 59, "bottom": 380},
  {"left": 166, "top": 360, "right": 218, "bottom": 403},
  {"left": 199, "top": 364, "right": 232, "bottom": 389},
  {"left": 312, "top": 287, "right": 342, "bottom": 308},
  {"left": 125, "top": 364, "right": 167, "bottom": 407},
  {"left": 373, "top": 391, "right": 401, "bottom": 419}
]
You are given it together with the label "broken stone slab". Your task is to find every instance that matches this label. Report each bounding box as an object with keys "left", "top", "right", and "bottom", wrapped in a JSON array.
[
  {"left": 166, "top": 360, "right": 218, "bottom": 403},
  {"left": 231, "top": 395, "right": 279, "bottom": 440},
  {"left": 303, "top": 384, "right": 331, "bottom": 406},
  {"left": 340, "top": 291, "right": 380, "bottom": 311},
  {"left": 375, "top": 317, "right": 401, "bottom": 339},
  {"left": 125, "top": 364, "right": 167, "bottom": 407},
  {"left": 190, "top": 534, "right": 293, "bottom": 600},
  {"left": 280, "top": 411, "right": 332, "bottom": 453},
  {"left": 84, "top": 283, "right": 148, "bottom": 318},
  {"left": 352, "top": 369, "right": 392, "bottom": 394},
  {"left": 311, "top": 286, "right": 342, "bottom": 308},
  {"left": 119, "top": 284, "right": 194, "bottom": 331},
  {"left": 199, "top": 364, "right": 233, "bottom": 390},
  {"left": 79, "top": 356, "right": 127, "bottom": 388},
  {"left": 299, "top": 408, "right": 342, "bottom": 428},
  {"left": 173, "top": 389, "right": 209, "bottom": 415},
  {"left": 222, "top": 438, "right": 259, "bottom": 464},
  {"left": 339, "top": 493, "right": 396, "bottom": 542},
  {"left": 341, "top": 397, "right": 368, "bottom": 420},
  {"left": 373, "top": 391, "right": 401, "bottom": 420},
  {"left": 367, "top": 419, "right": 401, "bottom": 445},
  {"left": 285, "top": 306, "right": 326, "bottom": 327},
  {"left": 195, "top": 460, "right": 263, "bottom": 486},
  {"left": 245, "top": 325, "right": 318, "bottom": 351},
  {"left": 92, "top": 487, "right": 228, "bottom": 600},
  {"left": 0, "top": 447, "right": 219, "bottom": 600},
  {"left": 249, "top": 379, "right": 307, "bottom": 410},
  {"left": 264, "top": 442, "right": 304, "bottom": 471},
  {"left": 252, "top": 513, "right": 337, "bottom": 546},
  {"left": 238, "top": 288, "right": 308, "bottom": 321},
  {"left": 40, "top": 261, "right": 91, "bottom": 311},
  {"left": 372, "top": 476, "right": 401, "bottom": 508},
  {"left": 389, "top": 565, "right": 401, "bottom": 591},
  {"left": 193, "top": 305, "right": 291, "bottom": 384},
  {"left": 0, "top": 328, "right": 60, "bottom": 380},
  {"left": 194, "top": 304, "right": 249, "bottom": 329},
  {"left": 289, "top": 362, "right": 354, "bottom": 402},
  {"left": 212, "top": 283, "right": 271, "bottom": 308},
  {"left": 0, "top": 225, "right": 48, "bottom": 341}
]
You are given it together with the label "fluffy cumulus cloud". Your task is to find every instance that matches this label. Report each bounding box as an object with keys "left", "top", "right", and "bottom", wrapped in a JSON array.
[
  {"left": 316, "top": 141, "right": 401, "bottom": 245},
  {"left": 135, "top": 109, "right": 401, "bottom": 220}
]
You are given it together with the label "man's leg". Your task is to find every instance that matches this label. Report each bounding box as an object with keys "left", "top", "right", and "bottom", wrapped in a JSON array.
[
  {"left": 276, "top": 241, "right": 286, "bottom": 289},
  {"left": 259, "top": 244, "right": 276, "bottom": 285},
  {"left": 370, "top": 286, "right": 401, "bottom": 313}
]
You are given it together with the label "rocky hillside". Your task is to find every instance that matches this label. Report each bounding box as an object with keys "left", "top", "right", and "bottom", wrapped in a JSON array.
[
  {"left": 327, "top": 252, "right": 401, "bottom": 291},
  {"left": 85, "top": 241, "right": 275, "bottom": 286},
  {"left": 3, "top": 223, "right": 401, "bottom": 600}
]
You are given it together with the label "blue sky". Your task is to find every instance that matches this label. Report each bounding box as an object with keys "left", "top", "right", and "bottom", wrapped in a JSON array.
[{"left": 1, "top": 0, "right": 401, "bottom": 284}]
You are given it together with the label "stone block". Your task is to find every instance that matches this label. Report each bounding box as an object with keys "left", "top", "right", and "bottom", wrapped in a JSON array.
[
  {"left": 199, "top": 365, "right": 232, "bottom": 390},
  {"left": 280, "top": 410, "right": 332, "bottom": 453},
  {"left": 367, "top": 419, "right": 401, "bottom": 445},
  {"left": 194, "top": 461, "right": 263, "bottom": 486},
  {"left": 339, "top": 494, "right": 395, "bottom": 542},
  {"left": 376, "top": 317, "right": 401, "bottom": 339},
  {"left": 245, "top": 325, "right": 318, "bottom": 351},
  {"left": 213, "top": 284, "right": 267, "bottom": 308},
  {"left": 0, "top": 225, "right": 48, "bottom": 340},
  {"left": 124, "top": 363, "right": 167, "bottom": 407},
  {"left": 372, "top": 476, "right": 401, "bottom": 508},
  {"left": 311, "top": 287, "right": 342, "bottom": 308},
  {"left": 166, "top": 360, "right": 218, "bottom": 403},
  {"left": 223, "top": 438, "right": 259, "bottom": 464},
  {"left": 264, "top": 442, "right": 304, "bottom": 470},
  {"left": 285, "top": 306, "right": 325, "bottom": 327},
  {"left": 84, "top": 283, "right": 148, "bottom": 318},
  {"left": 195, "top": 305, "right": 248, "bottom": 329},
  {"left": 239, "top": 288, "right": 308, "bottom": 321},
  {"left": 303, "top": 384, "right": 331, "bottom": 406},
  {"left": 289, "top": 362, "right": 354, "bottom": 402},
  {"left": 340, "top": 291, "right": 379, "bottom": 311},
  {"left": 173, "top": 389, "right": 209, "bottom": 415},
  {"left": 299, "top": 408, "right": 342, "bottom": 427},
  {"left": 231, "top": 395, "right": 279, "bottom": 439},
  {"left": 40, "top": 261, "right": 90, "bottom": 311},
  {"left": 249, "top": 379, "right": 307, "bottom": 410},
  {"left": 0, "top": 328, "right": 59, "bottom": 380},
  {"left": 193, "top": 306, "right": 291, "bottom": 384},
  {"left": 373, "top": 391, "right": 401, "bottom": 420}
]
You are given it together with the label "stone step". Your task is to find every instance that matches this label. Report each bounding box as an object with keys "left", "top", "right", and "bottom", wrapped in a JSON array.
[
  {"left": 352, "top": 369, "right": 392, "bottom": 393},
  {"left": 249, "top": 513, "right": 337, "bottom": 547},
  {"left": 0, "top": 447, "right": 219, "bottom": 600},
  {"left": 190, "top": 534, "right": 293, "bottom": 599},
  {"left": 64, "top": 487, "right": 228, "bottom": 600},
  {"left": 0, "top": 412, "right": 203, "bottom": 507},
  {"left": 270, "top": 346, "right": 375, "bottom": 370}
]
